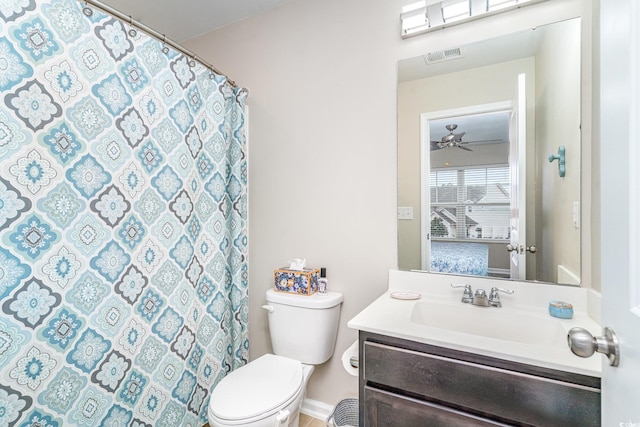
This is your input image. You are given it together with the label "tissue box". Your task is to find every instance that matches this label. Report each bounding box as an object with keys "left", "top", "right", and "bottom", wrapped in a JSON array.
[{"left": 274, "top": 268, "right": 320, "bottom": 295}]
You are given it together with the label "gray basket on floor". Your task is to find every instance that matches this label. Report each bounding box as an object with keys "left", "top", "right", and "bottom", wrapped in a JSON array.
[{"left": 326, "top": 398, "right": 359, "bottom": 427}]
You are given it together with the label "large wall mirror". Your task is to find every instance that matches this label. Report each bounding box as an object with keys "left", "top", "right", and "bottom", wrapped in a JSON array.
[{"left": 397, "top": 17, "right": 582, "bottom": 286}]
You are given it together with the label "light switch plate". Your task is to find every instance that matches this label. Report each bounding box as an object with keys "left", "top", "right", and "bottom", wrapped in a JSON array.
[{"left": 398, "top": 206, "right": 414, "bottom": 220}]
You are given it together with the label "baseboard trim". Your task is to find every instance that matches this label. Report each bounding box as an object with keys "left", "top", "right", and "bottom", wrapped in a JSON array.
[{"left": 300, "top": 398, "right": 333, "bottom": 421}]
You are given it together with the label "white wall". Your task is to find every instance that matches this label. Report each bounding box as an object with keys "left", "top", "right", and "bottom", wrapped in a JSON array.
[{"left": 186, "top": 0, "right": 593, "bottom": 406}]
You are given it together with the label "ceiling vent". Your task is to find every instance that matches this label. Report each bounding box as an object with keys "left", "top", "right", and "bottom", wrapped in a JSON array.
[{"left": 423, "top": 47, "right": 463, "bottom": 64}]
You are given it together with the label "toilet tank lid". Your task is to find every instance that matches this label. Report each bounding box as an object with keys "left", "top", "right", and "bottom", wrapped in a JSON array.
[{"left": 266, "top": 289, "right": 343, "bottom": 308}]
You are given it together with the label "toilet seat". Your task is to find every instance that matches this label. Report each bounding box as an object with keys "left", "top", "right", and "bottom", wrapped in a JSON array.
[{"left": 209, "top": 354, "right": 304, "bottom": 423}]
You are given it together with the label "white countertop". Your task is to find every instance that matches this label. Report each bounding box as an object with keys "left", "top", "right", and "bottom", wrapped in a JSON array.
[{"left": 348, "top": 270, "right": 602, "bottom": 378}]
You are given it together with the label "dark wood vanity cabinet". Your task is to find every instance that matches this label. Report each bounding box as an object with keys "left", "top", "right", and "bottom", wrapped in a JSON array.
[{"left": 359, "top": 332, "right": 601, "bottom": 427}]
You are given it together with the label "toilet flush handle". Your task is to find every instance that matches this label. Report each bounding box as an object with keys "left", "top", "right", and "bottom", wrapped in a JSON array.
[{"left": 262, "top": 305, "right": 274, "bottom": 313}]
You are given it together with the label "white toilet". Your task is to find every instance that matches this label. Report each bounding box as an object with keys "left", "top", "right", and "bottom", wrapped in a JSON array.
[{"left": 208, "top": 288, "right": 344, "bottom": 427}]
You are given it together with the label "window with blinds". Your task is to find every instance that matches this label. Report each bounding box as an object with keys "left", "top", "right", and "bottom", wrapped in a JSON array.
[{"left": 430, "top": 165, "right": 510, "bottom": 240}]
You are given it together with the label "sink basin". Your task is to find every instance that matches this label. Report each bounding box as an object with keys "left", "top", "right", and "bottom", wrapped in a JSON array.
[{"left": 410, "top": 301, "right": 567, "bottom": 346}]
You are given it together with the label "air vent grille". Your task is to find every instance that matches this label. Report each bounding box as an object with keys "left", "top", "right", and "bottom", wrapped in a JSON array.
[{"left": 423, "top": 47, "right": 463, "bottom": 64}]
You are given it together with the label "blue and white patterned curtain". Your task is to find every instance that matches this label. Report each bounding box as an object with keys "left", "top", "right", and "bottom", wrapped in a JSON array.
[{"left": 0, "top": 0, "right": 249, "bottom": 425}]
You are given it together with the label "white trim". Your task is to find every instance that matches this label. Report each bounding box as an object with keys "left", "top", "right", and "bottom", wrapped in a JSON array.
[
  {"left": 420, "top": 102, "right": 513, "bottom": 122},
  {"left": 300, "top": 398, "right": 333, "bottom": 422},
  {"left": 632, "top": 0, "right": 640, "bottom": 316},
  {"left": 420, "top": 112, "right": 431, "bottom": 271}
]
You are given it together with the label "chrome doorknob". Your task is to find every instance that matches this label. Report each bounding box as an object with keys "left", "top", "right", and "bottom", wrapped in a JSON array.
[
  {"left": 567, "top": 327, "right": 620, "bottom": 367},
  {"left": 506, "top": 244, "right": 517, "bottom": 252},
  {"left": 526, "top": 245, "right": 537, "bottom": 253}
]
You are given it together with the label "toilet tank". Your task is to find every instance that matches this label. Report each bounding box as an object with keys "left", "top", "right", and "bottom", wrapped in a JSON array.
[{"left": 265, "top": 289, "right": 343, "bottom": 365}]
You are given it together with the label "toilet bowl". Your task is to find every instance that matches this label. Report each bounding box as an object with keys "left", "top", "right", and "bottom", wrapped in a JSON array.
[
  {"left": 208, "top": 289, "right": 343, "bottom": 427},
  {"left": 208, "top": 354, "right": 314, "bottom": 427}
]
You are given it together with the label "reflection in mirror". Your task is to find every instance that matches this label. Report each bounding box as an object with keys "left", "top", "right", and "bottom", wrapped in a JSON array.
[
  {"left": 427, "top": 109, "right": 512, "bottom": 279},
  {"left": 397, "top": 18, "right": 581, "bottom": 285}
]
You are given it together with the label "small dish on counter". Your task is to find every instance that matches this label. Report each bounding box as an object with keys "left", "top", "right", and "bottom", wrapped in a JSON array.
[{"left": 390, "top": 291, "right": 421, "bottom": 300}]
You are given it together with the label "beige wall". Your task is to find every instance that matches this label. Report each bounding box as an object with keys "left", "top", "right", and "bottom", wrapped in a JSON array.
[
  {"left": 186, "top": 0, "right": 594, "bottom": 407},
  {"left": 535, "top": 18, "right": 582, "bottom": 283}
]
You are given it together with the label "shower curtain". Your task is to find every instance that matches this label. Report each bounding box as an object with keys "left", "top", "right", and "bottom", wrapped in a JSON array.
[{"left": 0, "top": 1, "right": 248, "bottom": 425}]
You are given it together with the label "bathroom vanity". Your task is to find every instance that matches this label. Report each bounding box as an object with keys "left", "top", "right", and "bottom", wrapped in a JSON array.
[
  {"left": 360, "top": 331, "right": 599, "bottom": 426},
  {"left": 348, "top": 271, "right": 602, "bottom": 427}
]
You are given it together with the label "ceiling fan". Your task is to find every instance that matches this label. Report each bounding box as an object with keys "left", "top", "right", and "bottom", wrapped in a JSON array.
[
  {"left": 431, "top": 123, "right": 507, "bottom": 152},
  {"left": 431, "top": 124, "right": 472, "bottom": 151}
]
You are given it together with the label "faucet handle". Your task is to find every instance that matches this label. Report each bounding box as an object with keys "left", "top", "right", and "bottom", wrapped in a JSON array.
[
  {"left": 490, "top": 286, "right": 514, "bottom": 296},
  {"left": 451, "top": 283, "right": 473, "bottom": 303},
  {"left": 489, "top": 286, "right": 514, "bottom": 307},
  {"left": 451, "top": 283, "right": 472, "bottom": 292}
]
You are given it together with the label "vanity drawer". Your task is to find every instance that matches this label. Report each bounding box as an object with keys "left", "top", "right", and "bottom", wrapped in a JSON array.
[
  {"left": 364, "top": 386, "right": 509, "bottom": 427},
  {"left": 363, "top": 341, "right": 600, "bottom": 426}
]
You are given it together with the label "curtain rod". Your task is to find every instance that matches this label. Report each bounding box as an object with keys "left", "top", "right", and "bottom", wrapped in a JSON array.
[{"left": 80, "top": 0, "right": 241, "bottom": 89}]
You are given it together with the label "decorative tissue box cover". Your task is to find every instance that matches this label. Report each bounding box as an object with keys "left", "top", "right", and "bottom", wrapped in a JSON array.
[{"left": 274, "top": 268, "right": 320, "bottom": 295}]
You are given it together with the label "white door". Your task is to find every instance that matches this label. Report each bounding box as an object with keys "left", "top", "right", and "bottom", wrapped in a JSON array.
[
  {"left": 508, "top": 74, "right": 527, "bottom": 280},
  {"left": 599, "top": 0, "right": 640, "bottom": 421}
]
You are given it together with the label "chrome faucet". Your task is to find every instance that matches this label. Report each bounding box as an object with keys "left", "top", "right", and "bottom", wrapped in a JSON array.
[
  {"left": 451, "top": 284, "right": 514, "bottom": 308},
  {"left": 488, "top": 286, "right": 514, "bottom": 308},
  {"left": 473, "top": 288, "right": 489, "bottom": 306},
  {"left": 450, "top": 284, "right": 473, "bottom": 304}
]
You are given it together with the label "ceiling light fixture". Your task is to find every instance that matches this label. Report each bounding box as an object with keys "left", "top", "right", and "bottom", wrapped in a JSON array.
[
  {"left": 401, "top": 0, "right": 548, "bottom": 38},
  {"left": 441, "top": 0, "right": 470, "bottom": 23},
  {"left": 488, "top": 0, "right": 518, "bottom": 11},
  {"left": 401, "top": 1, "right": 430, "bottom": 35}
]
